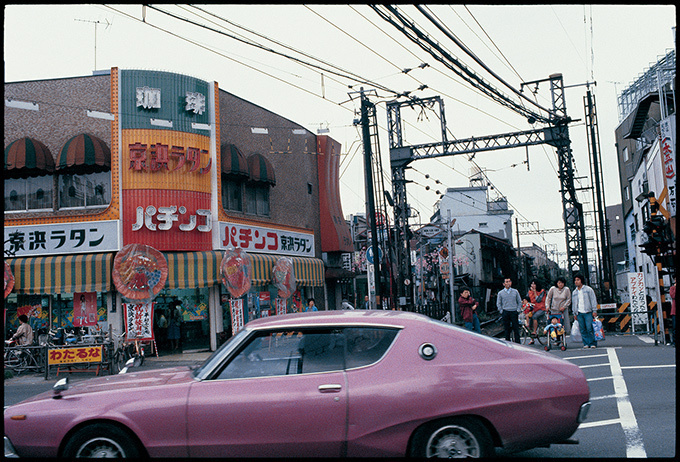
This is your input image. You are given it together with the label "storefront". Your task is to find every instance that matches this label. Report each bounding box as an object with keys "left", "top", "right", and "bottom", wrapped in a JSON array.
[{"left": 5, "top": 67, "right": 352, "bottom": 351}]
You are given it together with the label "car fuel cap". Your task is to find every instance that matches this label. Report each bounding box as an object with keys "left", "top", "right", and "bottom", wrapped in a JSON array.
[{"left": 419, "top": 343, "right": 437, "bottom": 360}]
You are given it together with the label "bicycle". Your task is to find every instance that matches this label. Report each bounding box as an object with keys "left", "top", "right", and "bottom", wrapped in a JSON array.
[
  {"left": 518, "top": 310, "right": 548, "bottom": 346},
  {"left": 4, "top": 341, "right": 46, "bottom": 374},
  {"left": 111, "top": 332, "right": 145, "bottom": 373}
]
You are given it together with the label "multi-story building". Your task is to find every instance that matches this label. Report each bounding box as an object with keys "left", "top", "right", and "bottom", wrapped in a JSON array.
[
  {"left": 613, "top": 46, "right": 675, "bottom": 304},
  {"left": 4, "top": 68, "right": 353, "bottom": 351}
]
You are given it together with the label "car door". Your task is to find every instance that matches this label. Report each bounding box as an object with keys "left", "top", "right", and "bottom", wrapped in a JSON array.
[{"left": 186, "top": 328, "right": 347, "bottom": 457}]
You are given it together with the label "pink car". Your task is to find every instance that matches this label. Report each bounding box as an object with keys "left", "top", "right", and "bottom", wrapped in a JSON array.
[{"left": 4, "top": 310, "right": 590, "bottom": 458}]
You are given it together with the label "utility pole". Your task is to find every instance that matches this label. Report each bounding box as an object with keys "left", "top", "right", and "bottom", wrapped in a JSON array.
[{"left": 359, "top": 89, "right": 382, "bottom": 308}]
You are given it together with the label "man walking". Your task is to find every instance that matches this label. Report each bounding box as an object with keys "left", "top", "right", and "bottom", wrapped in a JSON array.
[
  {"left": 572, "top": 274, "right": 598, "bottom": 349},
  {"left": 497, "top": 277, "right": 522, "bottom": 343}
]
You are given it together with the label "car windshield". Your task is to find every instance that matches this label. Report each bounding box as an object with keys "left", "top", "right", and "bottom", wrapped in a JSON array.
[{"left": 192, "top": 328, "right": 250, "bottom": 378}]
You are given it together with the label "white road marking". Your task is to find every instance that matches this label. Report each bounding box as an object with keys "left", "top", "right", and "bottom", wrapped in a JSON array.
[
  {"left": 621, "top": 364, "right": 675, "bottom": 369},
  {"left": 579, "top": 418, "right": 621, "bottom": 429},
  {"left": 587, "top": 375, "right": 614, "bottom": 382},
  {"left": 607, "top": 348, "right": 647, "bottom": 457}
]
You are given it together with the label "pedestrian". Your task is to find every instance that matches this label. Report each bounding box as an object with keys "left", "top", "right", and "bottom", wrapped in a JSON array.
[
  {"left": 497, "top": 277, "right": 522, "bottom": 343},
  {"left": 458, "top": 287, "right": 481, "bottom": 333},
  {"left": 305, "top": 298, "right": 318, "bottom": 312},
  {"left": 669, "top": 277, "right": 676, "bottom": 347},
  {"left": 526, "top": 279, "right": 547, "bottom": 344},
  {"left": 167, "top": 310, "right": 181, "bottom": 352},
  {"left": 341, "top": 299, "right": 355, "bottom": 310},
  {"left": 546, "top": 277, "right": 572, "bottom": 334},
  {"left": 363, "top": 295, "right": 370, "bottom": 309},
  {"left": 10, "top": 315, "right": 34, "bottom": 346},
  {"left": 572, "top": 274, "right": 598, "bottom": 349},
  {"left": 156, "top": 309, "right": 168, "bottom": 349}
]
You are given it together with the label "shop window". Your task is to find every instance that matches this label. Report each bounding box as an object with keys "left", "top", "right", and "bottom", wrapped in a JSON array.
[
  {"left": 222, "top": 178, "right": 244, "bottom": 212},
  {"left": 4, "top": 176, "right": 53, "bottom": 212},
  {"left": 58, "top": 171, "right": 111, "bottom": 209},
  {"left": 245, "top": 183, "right": 270, "bottom": 216}
]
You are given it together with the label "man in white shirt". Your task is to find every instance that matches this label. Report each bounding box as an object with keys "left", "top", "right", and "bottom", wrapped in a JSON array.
[{"left": 572, "top": 274, "right": 598, "bottom": 349}]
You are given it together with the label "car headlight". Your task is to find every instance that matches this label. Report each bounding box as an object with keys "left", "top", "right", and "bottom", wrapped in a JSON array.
[
  {"left": 577, "top": 402, "right": 591, "bottom": 423},
  {"left": 5, "top": 436, "right": 19, "bottom": 458}
]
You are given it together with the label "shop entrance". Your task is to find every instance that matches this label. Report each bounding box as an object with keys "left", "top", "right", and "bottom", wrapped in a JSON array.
[{"left": 153, "top": 288, "right": 210, "bottom": 353}]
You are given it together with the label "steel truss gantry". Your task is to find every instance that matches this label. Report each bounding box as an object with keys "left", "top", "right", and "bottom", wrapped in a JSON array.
[{"left": 387, "top": 74, "right": 589, "bottom": 308}]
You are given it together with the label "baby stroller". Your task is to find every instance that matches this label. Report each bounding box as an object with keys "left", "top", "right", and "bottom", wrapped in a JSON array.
[{"left": 544, "top": 313, "right": 567, "bottom": 351}]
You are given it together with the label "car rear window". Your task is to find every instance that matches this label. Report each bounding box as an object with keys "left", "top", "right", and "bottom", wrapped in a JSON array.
[{"left": 344, "top": 327, "right": 398, "bottom": 369}]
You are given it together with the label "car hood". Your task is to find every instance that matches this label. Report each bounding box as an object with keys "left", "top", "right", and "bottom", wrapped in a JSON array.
[{"left": 13, "top": 366, "right": 196, "bottom": 405}]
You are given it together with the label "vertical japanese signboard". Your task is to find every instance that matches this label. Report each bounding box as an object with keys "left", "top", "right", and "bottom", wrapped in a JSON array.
[
  {"left": 230, "top": 299, "right": 244, "bottom": 334},
  {"left": 120, "top": 70, "right": 215, "bottom": 251},
  {"left": 73, "top": 292, "right": 98, "bottom": 327},
  {"left": 124, "top": 302, "right": 155, "bottom": 341},
  {"left": 627, "top": 272, "right": 649, "bottom": 330},
  {"left": 659, "top": 117, "right": 676, "bottom": 216}
]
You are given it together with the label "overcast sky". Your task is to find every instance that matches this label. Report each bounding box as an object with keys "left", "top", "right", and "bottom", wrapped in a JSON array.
[{"left": 4, "top": 4, "right": 676, "bottom": 265}]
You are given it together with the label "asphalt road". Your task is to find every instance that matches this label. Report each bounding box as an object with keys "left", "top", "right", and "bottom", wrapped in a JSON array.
[{"left": 4, "top": 335, "right": 675, "bottom": 458}]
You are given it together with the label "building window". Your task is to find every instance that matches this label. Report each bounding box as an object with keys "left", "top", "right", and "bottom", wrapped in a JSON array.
[
  {"left": 58, "top": 172, "right": 111, "bottom": 209},
  {"left": 622, "top": 146, "right": 629, "bottom": 162},
  {"left": 624, "top": 186, "right": 630, "bottom": 201},
  {"left": 478, "top": 222, "right": 488, "bottom": 228},
  {"left": 245, "top": 184, "right": 270, "bottom": 216},
  {"left": 222, "top": 179, "right": 244, "bottom": 212},
  {"left": 4, "top": 176, "right": 53, "bottom": 212}
]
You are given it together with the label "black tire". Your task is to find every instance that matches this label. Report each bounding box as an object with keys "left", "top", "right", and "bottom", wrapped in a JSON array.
[
  {"left": 409, "top": 417, "right": 495, "bottom": 458},
  {"left": 113, "top": 350, "right": 126, "bottom": 373},
  {"left": 519, "top": 327, "right": 531, "bottom": 345},
  {"left": 62, "top": 423, "right": 142, "bottom": 458}
]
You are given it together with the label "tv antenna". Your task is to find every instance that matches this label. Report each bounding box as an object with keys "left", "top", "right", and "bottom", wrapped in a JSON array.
[{"left": 74, "top": 18, "right": 111, "bottom": 71}]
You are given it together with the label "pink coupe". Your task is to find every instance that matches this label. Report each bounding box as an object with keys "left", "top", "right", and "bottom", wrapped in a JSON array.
[{"left": 4, "top": 310, "right": 590, "bottom": 458}]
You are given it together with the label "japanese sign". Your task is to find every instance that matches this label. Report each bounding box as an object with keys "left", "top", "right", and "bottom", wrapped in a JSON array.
[
  {"left": 73, "top": 292, "right": 98, "bottom": 327},
  {"left": 128, "top": 142, "right": 211, "bottom": 174},
  {"left": 659, "top": 117, "right": 676, "bottom": 216},
  {"left": 275, "top": 298, "right": 287, "bottom": 316},
  {"left": 220, "top": 221, "right": 314, "bottom": 257},
  {"left": 48, "top": 346, "right": 103, "bottom": 365},
  {"left": 131, "top": 205, "right": 211, "bottom": 233},
  {"left": 4, "top": 221, "right": 119, "bottom": 257},
  {"left": 230, "top": 298, "right": 245, "bottom": 334},
  {"left": 627, "top": 272, "right": 649, "bottom": 328},
  {"left": 124, "top": 302, "right": 155, "bottom": 341}
]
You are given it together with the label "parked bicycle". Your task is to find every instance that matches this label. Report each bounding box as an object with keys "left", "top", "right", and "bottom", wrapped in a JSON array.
[
  {"left": 4, "top": 340, "right": 46, "bottom": 375},
  {"left": 111, "top": 332, "right": 145, "bottom": 373}
]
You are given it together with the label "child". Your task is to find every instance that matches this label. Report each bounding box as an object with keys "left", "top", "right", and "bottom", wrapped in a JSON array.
[
  {"left": 521, "top": 299, "right": 533, "bottom": 330},
  {"left": 544, "top": 315, "right": 565, "bottom": 340}
]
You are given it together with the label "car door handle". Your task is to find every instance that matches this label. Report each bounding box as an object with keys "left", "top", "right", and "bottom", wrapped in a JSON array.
[{"left": 318, "top": 384, "right": 342, "bottom": 393}]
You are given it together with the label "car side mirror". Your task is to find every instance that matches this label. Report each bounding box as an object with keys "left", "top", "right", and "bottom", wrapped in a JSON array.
[{"left": 52, "top": 377, "right": 69, "bottom": 399}]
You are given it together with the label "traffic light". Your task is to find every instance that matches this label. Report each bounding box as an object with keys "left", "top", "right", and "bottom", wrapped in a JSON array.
[{"left": 640, "top": 215, "right": 672, "bottom": 256}]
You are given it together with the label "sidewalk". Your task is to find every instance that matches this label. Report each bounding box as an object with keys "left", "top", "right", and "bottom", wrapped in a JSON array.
[{"left": 144, "top": 349, "right": 213, "bottom": 368}]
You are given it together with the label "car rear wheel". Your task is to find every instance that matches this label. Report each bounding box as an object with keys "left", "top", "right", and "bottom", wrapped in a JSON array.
[
  {"left": 63, "top": 423, "right": 142, "bottom": 458},
  {"left": 410, "top": 417, "right": 494, "bottom": 458}
]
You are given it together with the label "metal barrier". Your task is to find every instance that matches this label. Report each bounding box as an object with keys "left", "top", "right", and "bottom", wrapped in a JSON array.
[{"left": 597, "top": 302, "right": 666, "bottom": 345}]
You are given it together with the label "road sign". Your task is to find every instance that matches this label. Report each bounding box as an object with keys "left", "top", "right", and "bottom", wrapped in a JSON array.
[{"left": 366, "top": 246, "right": 383, "bottom": 264}]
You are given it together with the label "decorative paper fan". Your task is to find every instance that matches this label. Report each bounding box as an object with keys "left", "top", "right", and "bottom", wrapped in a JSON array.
[
  {"left": 113, "top": 244, "right": 168, "bottom": 303},
  {"left": 4, "top": 261, "right": 15, "bottom": 299},
  {"left": 272, "top": 257, "right": 296, "bottom": 299},
  {"left": 221, "top": 248, "right": 251, "bottom": 298}
]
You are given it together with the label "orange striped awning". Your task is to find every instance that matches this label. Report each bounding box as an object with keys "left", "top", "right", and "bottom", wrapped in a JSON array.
[
  {"left": 4, "top": 137, "right": 55, "bottom": 178},
  {"left": 6, "top": 253, "right": 114, "bottom": 294}
]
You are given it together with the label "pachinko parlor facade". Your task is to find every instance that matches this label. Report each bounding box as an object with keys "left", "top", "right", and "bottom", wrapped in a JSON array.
[{"left": 4, "top": 68, "right": 353, "bottom": 353}]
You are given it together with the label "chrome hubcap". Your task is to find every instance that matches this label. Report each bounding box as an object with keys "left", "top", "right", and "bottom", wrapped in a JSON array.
[{"left": 426, "top": 424, "right": 480, "bottom": 458}]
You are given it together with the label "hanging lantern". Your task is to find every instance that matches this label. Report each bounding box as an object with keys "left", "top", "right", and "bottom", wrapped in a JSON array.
[
  {"left": 272, "top": 257, "right": 296, "bottom": 299},
  {"left": 221, "top": 248, "right": 251, "bottom": 298}
]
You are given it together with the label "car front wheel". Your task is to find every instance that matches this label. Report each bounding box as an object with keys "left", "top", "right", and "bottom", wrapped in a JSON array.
[
  {"left": 63, "top": 423, "right": 142, "bottom": 458},
  {"left": 410, "top": 417, "right": 494, "bottom": 458}
]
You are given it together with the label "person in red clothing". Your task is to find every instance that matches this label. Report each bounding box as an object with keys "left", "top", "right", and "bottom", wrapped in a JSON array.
[
  {"left": 458, "top": 287, "right": 481, "bottom": 333},
  {"left": 526, "top": 279, "right": 547, "bottom": 339}
]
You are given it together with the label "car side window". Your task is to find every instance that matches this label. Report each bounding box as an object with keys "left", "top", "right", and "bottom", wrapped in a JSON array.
[
  {"left": 214, "top": 329, "right": 344, "bottom": 380},
  {"left": 345, "top": 327, "right": 398, "bottom": 369}
]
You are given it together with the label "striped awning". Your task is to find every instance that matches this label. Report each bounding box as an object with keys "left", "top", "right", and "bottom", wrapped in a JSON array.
[
  {"left": 164, "top": 251, "right": 223, "bottom": 289},
  {"left": 4, "top": 137, "right": 55, "bottom": 178},
  {"left": 249, "top": 253, "right": 325, "bottom": 287},
  {"left": 57, "top": 133, "right": 111, "bottom": 174},
  {"left": 6, "top": 253, "right": 114, "bottom": 294},
  {"left": 221, "top": 144, "right": 250, "bottom": 179},
  {"left": 247, "top": 153, "right": 276, "bottom": 185}
]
